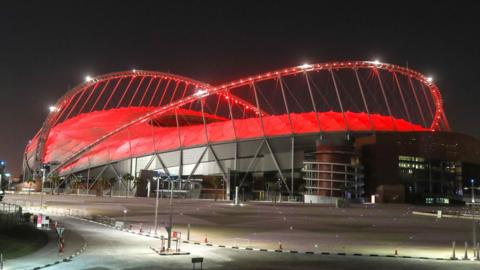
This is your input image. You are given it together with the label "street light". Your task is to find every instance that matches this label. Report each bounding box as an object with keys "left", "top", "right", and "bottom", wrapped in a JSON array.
[
  {"left": 298, "top": 63, "right": 313, "bottom": 70},
  {"left": 464, "top": 178, "right": 480, "bottom": 258},
  {"left": 123, "top": 209, "right": 128, "bottom": 223},
  {"left": 154, "top": 176, "right": 160, "bottom": 234},
  {"left": 40, "top": 167, "right": 47, "bottom": 209},
  {"left": 4, "top": 173, "right": 11, "bottom": 191},
  {"left": 193, "top": 89, "right": 207, "bottom": 97},
  {"left": 167, "top": 177, "right": 174, "bottom": 250},
  {"left": 49, "top": 105, "right": 57, "bottom": 113}
]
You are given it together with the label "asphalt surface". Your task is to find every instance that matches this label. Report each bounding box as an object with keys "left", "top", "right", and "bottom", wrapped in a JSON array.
[
  {"left": 29, "top": 216, "right": 480, "bottom": 270},
  {"left": 4, "top": 194, "right": 480, "bottom": 269}
]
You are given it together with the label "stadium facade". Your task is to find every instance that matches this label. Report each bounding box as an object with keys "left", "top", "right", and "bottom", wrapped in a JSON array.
[{"left": 23, "top": 61, "right": 480, "bottom": 204}]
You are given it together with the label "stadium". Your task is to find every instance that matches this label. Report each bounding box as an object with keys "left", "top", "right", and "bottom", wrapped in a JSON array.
[{"left": 23, "top": 61, "right": 480, "bottom": 204}]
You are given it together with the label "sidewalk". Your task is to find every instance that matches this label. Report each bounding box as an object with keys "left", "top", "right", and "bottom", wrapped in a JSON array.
[{"left": 4, "top": 217, "right": 85, "bottom": 270}]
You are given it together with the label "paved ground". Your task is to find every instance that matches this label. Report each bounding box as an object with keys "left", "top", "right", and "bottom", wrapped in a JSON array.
[
  {"left": 13, "top": 215, "right": 480, "bottom": 270},
  {"left": 5, "top": 220, "right": 85, "bottom": 269},
  {"left": 3, "top": 194, "right": 480, "bottom": 269}
]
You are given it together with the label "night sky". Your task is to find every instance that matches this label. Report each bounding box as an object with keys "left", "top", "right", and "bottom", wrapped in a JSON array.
[{"left": 1, "top": 1, "right": 479, "bottom": 176}]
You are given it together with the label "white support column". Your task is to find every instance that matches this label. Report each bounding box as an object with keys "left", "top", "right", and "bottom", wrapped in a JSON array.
[
  {"left": 419, "top": 83, "right": 435, "bottom": 122},
  {"left": 291, "top": 136, "right": 295, "bottom": 197},
  {"left": 251, "top": 82, "right": 291, "bottom": 195},
  {"left": 278, "top": 76, "right": 294, "bottom": 132},
  {"left": 408, "top": 77, "right": 427, "bottom": 127},
  {"left": 143, "top": 154, "right": 156, "bottom": 171},
  {"left": 199, "top": 98, "right": 228, "bottom": 182},
  {"left": 88, "top": 165, "right": 108, "bottom": 192},
  {"left": 375, "top": 69, "right": 397, "bottom": 131},
  {"left": 353, "top": 68, "right": 375, "bottom": 132},
  {"left": 304, "top": 72, "right": 323, "bottom": 136},
  {"left": 186, "top": 147, "right": 207, "bottom": 181},
  {"left": 393, "top": 72, "right": 412, "bottom": 124},
  {"left": 264, "top": 139, "right": 291, "bottom": 194},
  {"left": 239, "top": 140, "right": 264, "bottom": 187},
  {"left": 174, "top": 108, "right": 183, "bottom": 178},
  {"left": 329, "top": 69, "right": 350, "bottom": 133},
  {"left": 235, "top": 186, "right": 239, "bottom": 205}
]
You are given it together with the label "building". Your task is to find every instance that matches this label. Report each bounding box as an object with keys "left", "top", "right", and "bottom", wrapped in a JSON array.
[{"left": 23, "top": 61, "right": 479, "bottom": 204}]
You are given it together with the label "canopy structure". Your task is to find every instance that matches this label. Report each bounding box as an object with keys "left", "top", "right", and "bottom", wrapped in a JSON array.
[{"left": 24, "top": 61, "right": 449, "bottom": 176}]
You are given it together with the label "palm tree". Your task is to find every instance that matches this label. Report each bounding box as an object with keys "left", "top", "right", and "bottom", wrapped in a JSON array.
[
  {"left": 49, "top": 173, "right": 62, "bottom": 195},
  {"left": 26, "top": 177, "right": 35, "bottom": 196},
  {"left": 70, "top": 178, "right": 82, "bottom": 195},
  {"left": 97, "top": 177, "right": 109, "bottom": 197},
  {"left": 122, "top": 173, "right": 134, "bottom": 197},
  {"left": 108, "top": 177, "right": 117, "bottom": 197},
  {"left": 132, "top": 176, "right": 140, "bottom": 189}
]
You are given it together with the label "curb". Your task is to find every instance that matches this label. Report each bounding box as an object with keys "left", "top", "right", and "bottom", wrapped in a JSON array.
[
  {"left": 19, "top": 208, "right": 88, "bottom": 270},
  {"left": 31, "top": 243, "right": 87, "bottom": 270},
  {"left": 179, "top": 240, "right": 478, "bottom": 263},
  {"left": 70, "top": 216, "right": 172, "bottom": 242},
  {"left": 71, "top": 216, "right": 479, "bottom": 264},
  {"left": 149, "top": 246, "right": 190, "bottom": 256}
]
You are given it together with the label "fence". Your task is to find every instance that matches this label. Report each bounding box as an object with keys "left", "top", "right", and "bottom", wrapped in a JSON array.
[{"left": 0, "top": 202, "right": 23, "bottom": 225}]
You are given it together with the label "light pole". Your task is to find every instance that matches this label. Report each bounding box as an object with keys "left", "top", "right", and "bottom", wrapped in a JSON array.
[
  {"left": 40, "top": 167, "right": 47, "bottom": 209},
  {"left": 123, "top": 209, "right": 128, "bottom": 223},
  {"left": 4, "top": 173, "right": 11, "bottom": 190},
  {"left": 38, "top": 162, "right": 59, "bottom": 209},
  {"left": 167, "top": 178, "right": 174, "bottom": 250},
  {"left": 154, "top": 177, "right": 160, "bottom": 234},
  {"left": 465, "top": 178, "right": 480, "bottom": 258}
]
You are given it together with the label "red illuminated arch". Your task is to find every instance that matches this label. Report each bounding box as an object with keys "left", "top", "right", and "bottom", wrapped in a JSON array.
[{"left": 27, "top": 61, "right": 449, "bottom": 174}]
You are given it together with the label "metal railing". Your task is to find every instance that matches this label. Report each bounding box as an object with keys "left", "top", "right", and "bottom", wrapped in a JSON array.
[{"left": 0, "top": 202, "right": 23, "bottom": 225}]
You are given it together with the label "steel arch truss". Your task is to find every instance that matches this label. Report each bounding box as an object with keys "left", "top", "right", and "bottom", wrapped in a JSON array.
[{"left": 25, "top": 61, "right": 449, "bottom": 176}]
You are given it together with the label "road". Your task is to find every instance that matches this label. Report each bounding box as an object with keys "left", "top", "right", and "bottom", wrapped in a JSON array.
[
  {"left": 29, "top": 216, "right": 480, "bottom": 270},
  {"left": 3, "top": 194, "right": 480, "bottom": 269}
]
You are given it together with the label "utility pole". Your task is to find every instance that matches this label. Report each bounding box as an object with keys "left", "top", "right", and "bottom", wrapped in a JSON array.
[
  {"left": 465, "top": 178, "right": 479, "bottom": 258},
  {"left": 167, "top": 178, "right": 174, "bottom": 250},
  {"left": 40, "top": 167, "right": 47, "bottom": 209},
  {"left": 471, "top": 179, "right": 476, "bottom": 257},
  {"left": 154, "top": 177, "right": 160, "bottom": 234}
]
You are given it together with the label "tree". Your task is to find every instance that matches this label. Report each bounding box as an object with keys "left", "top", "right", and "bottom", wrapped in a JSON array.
[
  {"left": 97, "top": 177, "right": 109, "bottom": 197},
  {"left": 70, "top": 178, "right": 82, "bottom": 195},
  {"left": 26, "top": 177, "right": 35, "bottom": 195},
  {"left": 49, "top": 173, "right": 62, "bottom": 195},
  {"left": 108, "top": 177, "right": 117, "bottom": 197},
  {"left": 122, "top": 173, "right": 134, "bottom": 197},
  {"left": 132, "top": 176, "right": 140, "bottom": 189}
]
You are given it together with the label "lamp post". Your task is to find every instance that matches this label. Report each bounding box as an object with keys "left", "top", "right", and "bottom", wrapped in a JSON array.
[
  {"left": 38, "top": 162, "right": 59, "bottom": 209},
  {"left": 167, "top": 178, "right": 174, "bottom": 250},
  {"left": 465, "top": 178, "right": 480, "bottom": 258},
  {"left": 40, "top": 167, "right": 46, "bottom": 209},
  {"left": 123, "top": 209, "right": 128, "bottom": 223},
  {"left": 154, "top": 177, "right": 160, "bottom": 234},
  {"left": 4, "top": 173, "right": 11, "bottom": 189}
]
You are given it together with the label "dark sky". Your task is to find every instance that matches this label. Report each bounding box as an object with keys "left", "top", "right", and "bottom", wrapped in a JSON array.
[{"left": 1, "top": 1, "right": 479, "bottom": 175}]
